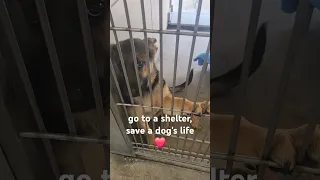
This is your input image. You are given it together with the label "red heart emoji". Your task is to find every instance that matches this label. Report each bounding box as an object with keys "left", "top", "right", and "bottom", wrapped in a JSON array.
[{"left": 154, "top": 137, "right": 166, "bottom": 148}]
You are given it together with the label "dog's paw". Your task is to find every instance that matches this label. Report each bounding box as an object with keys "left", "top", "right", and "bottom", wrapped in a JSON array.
[
  {"left": 195, "top": 101, "right": 210, "bottom": 115},
  {"left": 268, "top": 134, "right": 297, "bottom": 174},
  {"left": 307, "top": 125, "right": 320, "bottom": 164},
  {"left": 190, "top": 116, "right": 201, "bottom": 130},
  {"left": 191, "top": 123, "right": 202, "bottom": 131}
]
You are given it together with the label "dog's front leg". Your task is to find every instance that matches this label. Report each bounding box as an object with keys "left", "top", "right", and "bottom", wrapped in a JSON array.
[{"left": 162, "top": 96, "right": 209, "bottom": 128}]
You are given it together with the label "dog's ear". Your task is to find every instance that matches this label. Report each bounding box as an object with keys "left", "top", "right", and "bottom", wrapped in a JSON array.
[
  {"left": 144, "top": 37, "right": 158, "bottom": 59},
  {"left": 147, "top": 37, "right": 157, "bottom": 45}
]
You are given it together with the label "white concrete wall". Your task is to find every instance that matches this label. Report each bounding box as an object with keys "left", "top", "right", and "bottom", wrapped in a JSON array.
[{"left": 110, "top": 0, "right": 170, "bottom": 43}]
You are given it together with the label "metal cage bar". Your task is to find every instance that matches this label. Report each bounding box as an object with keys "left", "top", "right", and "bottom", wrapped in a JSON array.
[
  {"left": 77, "top": 0, "right": 107, "bottom": 141},
  {"left": 225, "top": 0, "right": 263, "bottom": 174},
  {"left": 185, "top": 44, "right": 210, "bottom": 156},
  {"left": 0, "top": 90, "right": 36, "bottom": 180},
  {"left": 170, "top": 0, "right": 182, "bottom": 118},
  {"left": 258, "top": 0, "right": 314, "bottom": 178},
  {"left": 34, "top": 0, "right": 87, "bottom": 175},
  {"left": 20, "top": 132, "right": 110, "bottom": 144},
  {"left": 211, "top": 152, "right": 320, "bottom": 175},
  {"left": 35, "top": 0, "right": 77, "bottom": 136},
  {"left": 0, "top": 0, "right": 60, "bottom": 178},
  {"left": 158, "top": 0, "right": 165, "bottom": 151},
  {"left": 109, "top": 27, "right": 210, "bottom": 37},
  {"left": 115, "top": 103, "right": 210, "bottom": 116},
  {"left": 110, "top": 59, "right": 141, "bottom": 146},
  {"left": 140, "top": 0, "right": 156, "bottom": 122},
  {"left": 132, "top": 144, "right": 210, "bottom": 159},
  {"left": 110, "top": 10, "right": 148, "bottom": 150},
  {"left": 121, "top": 0, "right": 149, "bottom": 147},
  {"left": 76, "top": 0, "right": 110, "bottom": 170},
  {"left": 179, "top": 0, "right": 203, "bottom": 153}
]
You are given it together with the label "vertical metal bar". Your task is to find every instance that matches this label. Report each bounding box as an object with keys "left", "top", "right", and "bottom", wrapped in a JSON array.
[
  {"left": 170, "top": 0, "right": 183, "bottom": 117},
  {"left": 76, "top": 0, "right": 107, "bottom": 137},
  {"left": 0, "top": 90, "right": 36, "bottom": 180},
  {"left": 169, "top": 0, "right": 183, "bottom": 156},
  {"left": 185, "top": 101, "right": 209, "bottom": 157},
  {"left": 225, "top": 0, "right": 263, "bottom": 174},
  {"left": 110, "top": 10, "right": 147, "bottom": 150},
  {"left": 35, "top": 0, "right": 87, "bottom": 173},
  {"left": 192, "top": 124, "right": 210, "bottom": 161},
  {"left": 36, "top": 0, "right": 78, "bottom": 136},
  {"left": 76, "top": 0, "right": 110, "bottom": 170},
  {"left": 178, "top": 42, "right": 209, "bottom": 155},
  {"left": 0, "top": 0, "right": 60, "bottom": 178},
  {"left": 158, "top": 0, "right": 166, "bottom": 155},
  {"left": 159, "top": 0, "right": 164, "bottom": 133},
  {"left": 110, "top": 93, "right": 136, "bottom": 156},
  {"left": 180, "top": 0, "right": 203, "bottom": 117},
  {"left": 110, "top": 60, "right": 140, "bottom": 146},
  {"left": 258, "top": 0, "right": 313, "bottom": 178},
  {"left": 199, "top": 140, "right": 210, "bottom": 163},
  {"left": 122, "top": 0, "right": 150, "bottom": 145},
  {"left": 179, "top": 0, "right": 204, "bottom": 154},
  {"left": 140, "top": 0, "right": 156, "bottom": 120}
]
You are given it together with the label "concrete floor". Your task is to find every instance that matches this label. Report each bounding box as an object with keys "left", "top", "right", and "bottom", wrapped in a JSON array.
[{"left": 110, "top": 153, "right": 209, "bottom": 180}]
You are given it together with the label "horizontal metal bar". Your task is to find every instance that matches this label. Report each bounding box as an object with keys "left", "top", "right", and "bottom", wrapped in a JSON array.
[
  {"left": 134, "top": 151, "right": 210, "bottom": 173},
  {"left": 116, "top": 103, "right": 210, "bottom": 116},
  {"left": 109, "top": 27, "right": 210, "bottom": 37},
  {"left": 20, "top": 132, "right": 110, "bottom": 144},
  {"left": 132, "top": 143, "right": 210, "bottom": 159},
  {"left": 211, "top": 153, "right": 320, "bottom": 175},
  {"left": 170, "top": 135, "right": 210, "bottom": 144}
]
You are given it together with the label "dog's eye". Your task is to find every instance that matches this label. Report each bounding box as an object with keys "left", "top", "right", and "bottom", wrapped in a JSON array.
[{"left": 137, "top": 60, "right": 145, "bottom": 68}]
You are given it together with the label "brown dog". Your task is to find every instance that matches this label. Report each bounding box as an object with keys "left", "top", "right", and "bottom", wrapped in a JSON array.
[
  {"left": 110, "top": 38, "right": 210, "bottom": 146},
  {"left": 211, "top": 114, "right": 320, "bottom": 173}
]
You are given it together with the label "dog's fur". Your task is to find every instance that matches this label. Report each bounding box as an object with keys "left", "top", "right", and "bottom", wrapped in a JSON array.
[
  {"left": 211, "top": 114, "right": 320, "bottom": 173},
  {"left": 110, "top": 38, "right": 210, "bottom": 145}
]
